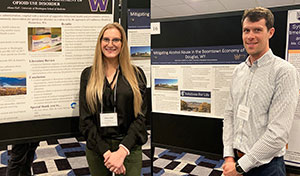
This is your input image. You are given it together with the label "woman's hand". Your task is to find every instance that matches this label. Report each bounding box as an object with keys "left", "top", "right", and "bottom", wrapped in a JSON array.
[
  {"left": 113, "top": 164, "right": 126, "bottom": 175},
  {"left": 103, "top": 150, "right": 112, "bottom": 162},
  {"left": 104, "top": 147, "right": 128, "bottom": 174}
]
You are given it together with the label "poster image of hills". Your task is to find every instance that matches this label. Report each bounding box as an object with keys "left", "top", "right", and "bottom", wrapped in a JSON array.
[
  {"left": 0, "top": 72, "right": 26, "bottom": 96},
  {"left": 130, "top": 46, "right": 150, "bottom": 60},
  {"left": 154, "top": 78, "right": 178, "bottom": 91},
  {"left": 180, "top": 98, "right": 211, "bottom": 113}
]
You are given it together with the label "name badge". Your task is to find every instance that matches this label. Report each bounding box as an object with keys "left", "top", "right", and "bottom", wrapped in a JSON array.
[
  {"left": 237, "top": 105, "right": 249, "bottom": 121},
  {"left": 100, "top": 113, "right": 118, "bottom": 127}
]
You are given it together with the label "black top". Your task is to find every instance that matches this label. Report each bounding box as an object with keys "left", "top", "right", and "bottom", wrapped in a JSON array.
[{"left": 79, "top": 66, "right": 147, "bottom": 155}]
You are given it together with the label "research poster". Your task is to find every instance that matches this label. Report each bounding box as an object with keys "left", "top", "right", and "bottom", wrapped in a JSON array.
[
  {"left": 151, "top": 45, "right": 247, "bottom": 119},
  {"left": 284, "top": 9, "right": 300, "bottom": 167},
  {"left": 0, "top": 0, "right": 114, "bottom": 123},
  {"left": 127, "top": 8, "right": 151, "bottom": 87}
]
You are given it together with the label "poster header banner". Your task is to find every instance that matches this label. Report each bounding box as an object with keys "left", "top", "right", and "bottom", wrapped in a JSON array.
[
  {"left": 0, "top": 0, "right": 112, "bottom": 14},
  {"left": 151, "top": 45, "right": 247, "bottom": 65},
  {"left": 128, "top": 8, "right": 150, "bottom": 29}
]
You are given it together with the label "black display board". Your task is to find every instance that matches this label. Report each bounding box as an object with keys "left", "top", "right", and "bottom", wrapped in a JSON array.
[
  {"left": 151, "top": 5, "right": 300, "bottom": 174},
  {"left": 0, "top": 117, "right": 80, "bottom": 146}
]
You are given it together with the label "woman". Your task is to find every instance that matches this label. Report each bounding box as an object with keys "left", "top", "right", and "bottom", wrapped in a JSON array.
[{"left": 79, "top": 22, "right": 147, "bottom": 176}]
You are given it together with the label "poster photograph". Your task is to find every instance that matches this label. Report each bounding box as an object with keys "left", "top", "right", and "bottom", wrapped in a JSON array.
[{"left": 0, "top": 0, "right": 114, "bottom": 123}]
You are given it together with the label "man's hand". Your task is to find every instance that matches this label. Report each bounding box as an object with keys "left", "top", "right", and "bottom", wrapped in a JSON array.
[{"left": 222, "top": 157, "right": 242, "bottom": 176}]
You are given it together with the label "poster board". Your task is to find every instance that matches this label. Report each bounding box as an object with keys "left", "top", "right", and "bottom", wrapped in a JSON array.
[
  {"left": 0, "top": 0, "right": 115, "bottom": 145},
  {"left": 285, "top": 9, "right": 300, "bottom": 168},
  {"left": 124, "top": 0, "right": 151, "bottom": 127},
  {"left": 151, "top": 45, "right": 247, "bottom": 119},
  {"left": 127, "top": 8, "right": 151, "bottom": 88},
  {"left": 151, "top": 11, "right": 244, "bottom": 157}
]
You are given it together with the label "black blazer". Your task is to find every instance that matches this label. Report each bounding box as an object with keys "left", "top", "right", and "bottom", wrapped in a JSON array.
[{"left": 79, "top": 66, "right": 147, "bottom": 155}]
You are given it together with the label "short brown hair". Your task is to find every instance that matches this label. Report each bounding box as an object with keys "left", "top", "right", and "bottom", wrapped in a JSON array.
[{"left": 241, "top": 7, "right": 274, "bottom": 30}]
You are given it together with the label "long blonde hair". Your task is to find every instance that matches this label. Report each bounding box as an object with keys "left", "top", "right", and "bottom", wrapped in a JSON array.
[{"left": 86, "top": 22, "right": 143, "bottom": 117}]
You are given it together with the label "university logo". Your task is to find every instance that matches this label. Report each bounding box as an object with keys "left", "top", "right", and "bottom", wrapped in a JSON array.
[{"left": 88, "top": 0, "right": 109, "bottom": 12}]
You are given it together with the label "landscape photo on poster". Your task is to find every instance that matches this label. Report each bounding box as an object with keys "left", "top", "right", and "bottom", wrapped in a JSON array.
[
  {"left": 0, "top": 72, "right": 26, "bottom": 96},
  {"left": 154, "top": 78, "right": 178, "bottom": 91},
  {"left": 130, "top": 46, "right": 150, "bottom": 60},
  {"left": 180, "top": 98, "right": 211, "bottom": 113}
]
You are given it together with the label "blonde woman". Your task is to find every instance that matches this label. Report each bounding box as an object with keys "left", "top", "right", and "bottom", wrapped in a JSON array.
[{"left": 79, "top": 22, "right": 147, "bottom": 176}]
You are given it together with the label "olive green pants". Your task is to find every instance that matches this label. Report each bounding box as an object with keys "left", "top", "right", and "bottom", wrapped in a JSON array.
[{"left": 85, "top": 139, "right": 142, "bottom": 176}]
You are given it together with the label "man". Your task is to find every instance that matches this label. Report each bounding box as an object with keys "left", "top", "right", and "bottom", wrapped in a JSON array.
[
  {"left": 6, "top": 142, "right": 39, "bottom": 176},
  {"left": 222, "top": 7, "right": 299, "bottom": 176}
]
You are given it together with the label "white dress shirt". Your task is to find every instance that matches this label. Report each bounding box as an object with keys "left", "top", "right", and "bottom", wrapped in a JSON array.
[{"left": 223, "top": 49, "right": 299, "bottom": 172}]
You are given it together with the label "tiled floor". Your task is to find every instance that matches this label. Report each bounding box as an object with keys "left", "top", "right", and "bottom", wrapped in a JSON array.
[
  {"left": 2, "top": 137, "right": 299, "bottom": 176},
  {"left": 0, "top": 136, "right": 151, "bottom": 176},
  {"left": 152, "top": 147, "right": 223, "bottom": 176},
  {"left": 0, "top": 135, "right": 225, "bottom": 176}
]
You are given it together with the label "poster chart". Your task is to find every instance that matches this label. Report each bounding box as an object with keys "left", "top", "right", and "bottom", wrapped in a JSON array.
[
  {"left": 127, "top": 8, "right": 151, "bottom": 87},
  {"left": 151, "top": 45, "right": 247, "bottom": 119},
  {"left": 284, "top": 9, "right": 300, "bottom": 167},
  {"left": 0, "top": 0, "right": 113, "bottom": 123}
]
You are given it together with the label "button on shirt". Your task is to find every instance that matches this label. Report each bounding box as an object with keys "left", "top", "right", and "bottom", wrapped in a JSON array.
[{"left": 223, "top": 49, "right": 299, "bottom": 172}]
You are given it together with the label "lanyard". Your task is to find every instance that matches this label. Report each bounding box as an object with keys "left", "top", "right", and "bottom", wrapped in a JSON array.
[{"left": 101, "top": 67, "right": 119, "bottom": 114}]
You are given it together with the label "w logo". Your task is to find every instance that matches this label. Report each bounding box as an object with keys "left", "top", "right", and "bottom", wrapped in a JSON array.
[{"left": 88, "top": 0, "right": 109, "bottom": 12}]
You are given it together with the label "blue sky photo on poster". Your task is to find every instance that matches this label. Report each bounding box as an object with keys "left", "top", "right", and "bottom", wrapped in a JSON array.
[
  {"left": 130, "top": 46, "right": 151, "bottom": 57},
  {"left": 0, "top": 72, "right": 26, "bottom": 96},
  {"left": 154, "top": 79, "right": 178, "bottom": 91}
]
